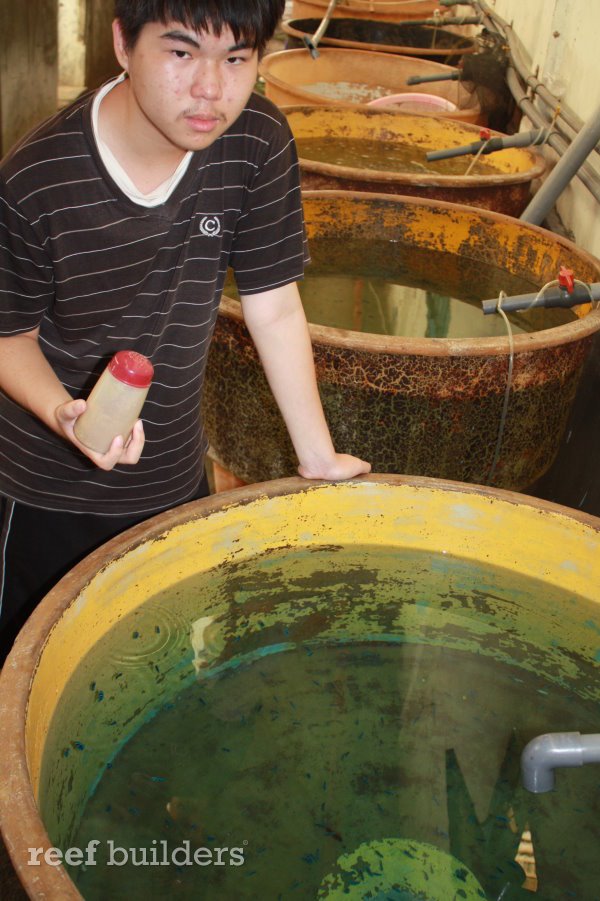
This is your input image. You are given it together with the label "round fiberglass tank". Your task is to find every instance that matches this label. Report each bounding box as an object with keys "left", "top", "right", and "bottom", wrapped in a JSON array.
[
  {"left": 203, "top": 191, "right": 600, "bottom": 491},
  {"left": 282, "top": 17, "right": 477, "bottom": 63},
  {"left": 283, "top": 105, "right": 546, "bottom": 215},
  {"left": 1, "top": 476, "right": 600, "bottom": 899},
  {"left": 291, "top": 0, "right": 439, "bottom": 21},
  {"left": 259, "top": 48, "right": 482, "bottom": 124}
]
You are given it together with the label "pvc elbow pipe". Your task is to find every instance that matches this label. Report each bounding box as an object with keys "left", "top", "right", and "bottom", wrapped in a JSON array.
[
  {"left": 426, "top": 128, "right": 550, "bottom": 163},
  {"left": 521, "top": 732, "right": 600, "bottom": 793},
  {"left": 406, "top": 72, "right": 461, "bottom": 86},
  {"left": 303, "top": 0, "right": 339, "bottom": 59}
]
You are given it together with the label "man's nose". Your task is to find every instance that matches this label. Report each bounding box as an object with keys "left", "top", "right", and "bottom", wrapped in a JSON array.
[{"left": 190, "top": 61, "right": 222, "bottom": 100}]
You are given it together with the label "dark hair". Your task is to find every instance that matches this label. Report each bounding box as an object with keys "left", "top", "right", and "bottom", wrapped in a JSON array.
[{"left": 114, "top": 0, "right": 285, "bottom": 56}]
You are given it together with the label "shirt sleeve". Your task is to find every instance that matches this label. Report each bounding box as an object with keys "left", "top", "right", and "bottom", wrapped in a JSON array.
[
  {"left": 0, "top": 179, "right": 54, "bottom": 335},
  {"left": 229, "top": 104, "right": 310, "bottom": 296}
]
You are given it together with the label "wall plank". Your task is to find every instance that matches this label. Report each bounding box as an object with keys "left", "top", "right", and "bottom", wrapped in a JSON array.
[
  {"left": 0, "top": 0, "right": 58, "bottom": 157},
  {"left": 84, "top": 0, "right": 119, "bottom": 91}
]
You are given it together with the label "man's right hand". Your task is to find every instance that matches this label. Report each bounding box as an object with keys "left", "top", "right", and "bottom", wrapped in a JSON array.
[{"left": 56, "top": 398, "right": 145, "bottom": 471}]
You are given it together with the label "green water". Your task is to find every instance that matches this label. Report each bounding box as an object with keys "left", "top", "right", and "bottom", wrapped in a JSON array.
[
  {"left": 70, "top": 640, "right": 600, "bottom": 900},
  {"left": 39, "top": 544, "right": 600, "bottom": 900},
  {"left": 225, "top": 236, "right": 575, "bottom": 338},
  {"left": 297, "top": 275, "right": 575, "bottom": 338},
  {"left": 294, "top": 136, "right": 500, "bottom": 177}
]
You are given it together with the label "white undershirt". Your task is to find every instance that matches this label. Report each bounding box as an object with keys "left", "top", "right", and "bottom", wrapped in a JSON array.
[{"left": 92, "top": 75, "right": 193, "bottom": 207}]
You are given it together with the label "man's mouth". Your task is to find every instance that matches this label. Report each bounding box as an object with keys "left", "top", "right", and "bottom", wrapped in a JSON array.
[{"left": 184, "top": 112, "right": 222, "bottom": 133}]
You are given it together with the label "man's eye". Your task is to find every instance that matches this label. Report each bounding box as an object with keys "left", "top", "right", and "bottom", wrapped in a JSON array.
[{"left": 172, "top": 49, "right": 190, "bottom": 59}]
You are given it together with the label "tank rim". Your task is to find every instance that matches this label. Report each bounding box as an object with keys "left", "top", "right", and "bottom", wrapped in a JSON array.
[{"left": 282, "top": 104, "right": 547, "bottom": 189}]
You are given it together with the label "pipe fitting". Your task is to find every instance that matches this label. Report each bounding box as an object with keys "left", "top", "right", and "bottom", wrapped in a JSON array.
[
  {"left": 521, "top": 732, "right": 600, "bottom": 793},
  {"left": 303, "top": 0, "right": 339, "bottom": 59}
]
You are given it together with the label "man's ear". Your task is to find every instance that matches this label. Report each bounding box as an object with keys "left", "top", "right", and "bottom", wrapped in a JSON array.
[{"left": 112, "top": 19, "right": 130, "bottom": 72}]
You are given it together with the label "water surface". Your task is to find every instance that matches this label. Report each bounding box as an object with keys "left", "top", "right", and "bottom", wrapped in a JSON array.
[{"left": 38, "top": 544, "right": 600, "bottom": 900}]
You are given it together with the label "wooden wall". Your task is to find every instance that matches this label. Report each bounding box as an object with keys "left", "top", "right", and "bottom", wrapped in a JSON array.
[
  {"left": 0, "top": 0, "right": 58, "bottom": 157},
  {"left": 84, "top": 0, "right": 120, "bottom": 91}
]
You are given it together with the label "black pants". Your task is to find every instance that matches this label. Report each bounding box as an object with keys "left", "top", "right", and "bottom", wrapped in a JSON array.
[{"left": 0, "top": 474, "right": 209, "bottom": 663}]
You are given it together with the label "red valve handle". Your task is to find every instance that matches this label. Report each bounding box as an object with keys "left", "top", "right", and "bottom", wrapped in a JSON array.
[
  {"left": 479, "top": 127, "right": 491, "bottom": 141},
  {"left": 558, "top": 266, "right": 575, "bottom": 292}
]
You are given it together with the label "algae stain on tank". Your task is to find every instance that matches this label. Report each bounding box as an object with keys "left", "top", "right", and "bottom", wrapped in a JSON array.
[{"left": 39, "top": 544, "right": 600, "bottom": 900}]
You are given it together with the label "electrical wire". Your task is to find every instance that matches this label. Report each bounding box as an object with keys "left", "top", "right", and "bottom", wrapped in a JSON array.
[{"left": 486, "top": 291, "right": 514, "bottom": 485}]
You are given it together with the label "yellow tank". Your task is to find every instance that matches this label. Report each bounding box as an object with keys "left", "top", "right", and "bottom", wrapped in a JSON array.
[
  {"left": 283, "top": 105, "right": 546, "bottom": 214},
  {"left": 282, "top": 17, "right": 477, "bottom": 62},
  {"left": 1, "top": 476, "right": 600, "bottom": 897}
]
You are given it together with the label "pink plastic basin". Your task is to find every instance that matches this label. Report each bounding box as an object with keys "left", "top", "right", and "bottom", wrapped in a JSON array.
[{"left": 368, "top": 92, "right": 457, "bottom": 113}]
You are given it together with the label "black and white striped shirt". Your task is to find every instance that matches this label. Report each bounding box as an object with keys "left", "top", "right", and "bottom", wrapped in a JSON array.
[{"left": 0, "top": 90, "right": 309, "bottom": 515}]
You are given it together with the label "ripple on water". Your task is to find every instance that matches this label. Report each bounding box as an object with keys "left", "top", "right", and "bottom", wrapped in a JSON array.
[{"left": 104, "top": 602, "right": 195, "bottom": 671}]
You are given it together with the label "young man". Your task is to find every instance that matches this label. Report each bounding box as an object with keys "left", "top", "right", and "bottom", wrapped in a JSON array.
[{"left": 0, "top": 0, "right": 370, "bottom": 660}]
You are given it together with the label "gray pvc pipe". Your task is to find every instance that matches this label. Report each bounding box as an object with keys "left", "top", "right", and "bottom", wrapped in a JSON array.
[
  {"left": 477, "top": 0, "right": 584, "bottom": 137},
  {"left": 403, "top": 15, "right": 482, "bottom": 26},
  {"left": 505, "top": 67, "right": 600, "bottom": 202},
  {"left": 302, "top": 0, "right": 339, "bottom": 58},
  {"left": 521, "top": 732, "right": 600, "bottom": 793},
  {"left": 426, "top": 128, "right": 550, "bottom": 162},
  {"left": 476, "top": 0, "right": 600, "bottom": 198},
  {"left": 481, "top": 282, "right": 600, "bottom": 314},
  {"left": 520, "top": 101, "right": 600, "bottom": 224}
]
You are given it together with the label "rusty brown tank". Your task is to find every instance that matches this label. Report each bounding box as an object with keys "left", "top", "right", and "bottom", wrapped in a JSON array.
[
  {"left": 282, "top": 17, "right": 477, "bottom": 63},
  {"left": 203, "top": 192, "right": 600, "bottom": 491},
  {"left": 259, "top": 48, "right": 483, "bottom": 124},
  {"left": 284, "top": 105, "right": 545, "bottom": 215},
  {"left": 291, "top": 0, "right": 440, "bottom": 21}
]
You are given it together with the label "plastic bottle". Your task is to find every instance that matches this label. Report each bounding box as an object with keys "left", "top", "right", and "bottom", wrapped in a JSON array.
[{"left": 74, "top": 350, "right": 154, "bottom": 454}]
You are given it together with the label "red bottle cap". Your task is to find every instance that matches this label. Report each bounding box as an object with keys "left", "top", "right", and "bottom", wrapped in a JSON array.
[{"left": 108, "top": 351, "right": 154, "bottom": 388}]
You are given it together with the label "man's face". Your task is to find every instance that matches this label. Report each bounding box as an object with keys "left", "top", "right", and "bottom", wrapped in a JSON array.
[{"left": 113, "top": 19, "right": 259, "bottom": 153}]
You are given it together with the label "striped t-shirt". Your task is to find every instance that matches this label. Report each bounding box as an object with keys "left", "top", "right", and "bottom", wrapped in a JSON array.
[{"left": 0, "top": 89, "right": 309, "bottom": 515}]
